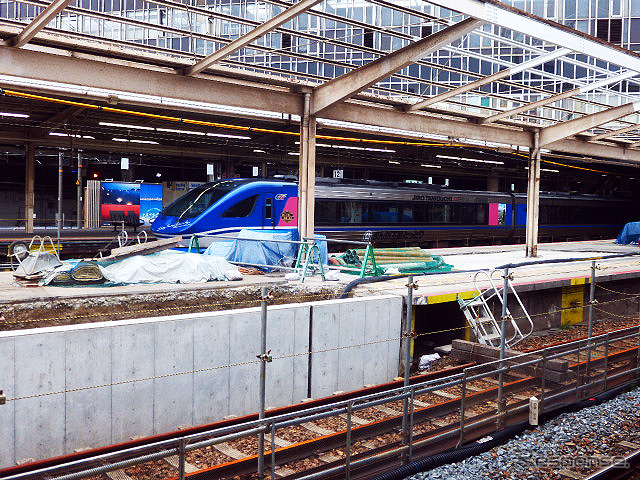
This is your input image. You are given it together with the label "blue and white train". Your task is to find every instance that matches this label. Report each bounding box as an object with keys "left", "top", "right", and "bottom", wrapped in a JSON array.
[{"left": 151, "top": 178, "right": 636, "bottom": 246}]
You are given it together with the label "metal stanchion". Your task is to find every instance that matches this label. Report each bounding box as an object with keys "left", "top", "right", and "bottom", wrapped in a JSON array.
[
  {"left": 408, "top": 385, "right": 415, "bottom": 462},
  {"left": 345, "top": 401, "right": 353, "bottom": 480},
  {"left": 586, "top": 261, "right": 596, "bottom": 381},
  {"left": 575, "top": 340, "right": 581, "bottom": 400},
  {"left": 457, "top": 368, "right": 468, "bottom": 448},
  {"left": 258, "top": 286, "right": 270, "bottom": 480},
  {"left": 603, "top": 332, "right": 609, "bottom": 392},
  {"left": 497, "top": 267, "right": 509, "bottom": 428},
  {"left": 402, "top": 276, "right": 417, "bottom": 460},
  {"left": 540, "top": 349, "right": 546, "bottom": 415},
  {"left": 178, "top": 439, "right": 186, "bottom": 480},
  {"left": 271, "top": 423, "right": 276, "bottom": 480}
]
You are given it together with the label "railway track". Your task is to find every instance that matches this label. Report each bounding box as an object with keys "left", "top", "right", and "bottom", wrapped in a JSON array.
[{"left": 3, "top": 328, "right": 640, "bottom": 480}]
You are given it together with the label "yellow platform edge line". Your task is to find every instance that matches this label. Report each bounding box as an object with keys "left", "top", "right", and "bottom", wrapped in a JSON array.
[{"left": 427, "top": 290, "right": 475, "bottom": 305}]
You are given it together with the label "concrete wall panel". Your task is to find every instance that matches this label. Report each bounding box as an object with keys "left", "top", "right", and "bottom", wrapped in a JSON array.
[
  {"left": 0, "top": 294, "right": 402, "bottom": 467},
  {"left": 193, "top": 314, "right": 231, "bottom": 425},
  {"left": 229, "top": 310, "right": 261, "bottom": 417},
  {"left": 111, "top": 324, "right": 155, "bottom": 442},
  {"left": 309, "top": 302, "right": 340, "bottom": 398},
  {"left": 0, "top": 338, "right": 15, "bottom": 467},
  {"left": 153, "top": 320, "right": 194, "bottom": 432}
]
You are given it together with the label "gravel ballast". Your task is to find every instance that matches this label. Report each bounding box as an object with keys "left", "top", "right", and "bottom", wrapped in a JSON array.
[{"left": 405, "top": 386, "right": 640, "bottom": 480}]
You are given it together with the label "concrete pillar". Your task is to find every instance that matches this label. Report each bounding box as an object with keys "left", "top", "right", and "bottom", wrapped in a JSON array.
[
  {"left": 525, "top": 130, "right": 541, "bottom": 257},
  {"left": 25, "top": 143, "right": 35, "bottom": 233},
  {"left": 487, "top": 174, "right": 499, "bottom": 192}
]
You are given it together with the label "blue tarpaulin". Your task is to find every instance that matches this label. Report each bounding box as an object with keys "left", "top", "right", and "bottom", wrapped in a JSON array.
[
  {"left": 616, "top": 222, "right": 640, "bottom": 244},
  {"left": 203, "top": 229, "right": 307, "bottom": 270}
]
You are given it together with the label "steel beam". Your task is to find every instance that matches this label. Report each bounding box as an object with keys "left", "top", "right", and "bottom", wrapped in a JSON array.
[
  {"left": 311, "top": 18, "right": 483, "bottom": 115},
  {"left": 3, "top": 47, "right": 640, "bottom": 162},
  {"left": 427, "top": 0, "right": 640, "bottom": 74},
  {"left": 182, "top": 0, "right": 323, "bottom": 76},
  {"left": 587, "top": 123, "right": 640, "bottom": 142},
  {"left": 7, "top": 0, "right": 74, "bottom": 47},
  {"left": 481, "top": 71, "right": 637, "bottom": 125},
  {"left": 539, "top": 102, "right": 640, "bottom": 146},
  {"left": 408, "top": 48, "right": 570, "bottom": 111}
]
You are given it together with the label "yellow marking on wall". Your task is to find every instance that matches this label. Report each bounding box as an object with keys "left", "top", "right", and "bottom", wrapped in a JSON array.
[
  {"left": 428, "top": 291, "right": 475, "bottom": 304},
  {"left": 571, "top": 277, "right": 588, "bottom": 286},
  {"left": 561, "top": 285, "right": 584, "bottom": 326}
]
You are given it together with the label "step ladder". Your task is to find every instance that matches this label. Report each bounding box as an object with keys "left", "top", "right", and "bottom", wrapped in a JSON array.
[{"left": 458, "top": 270, "right": 534, "bottom": 348}]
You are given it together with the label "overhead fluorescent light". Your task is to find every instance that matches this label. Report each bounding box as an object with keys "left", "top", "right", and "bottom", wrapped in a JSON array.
[
  {"left": 112, "top": 138, "right": 159, "bottom": 144},
  {"left": 288, "top": 152, "right": 299, "bottom": 156},
  {"left": 50, "top": 132, "right": 94, "bottom": 139},
  {"left": 296, "top": 141, "right": 396, "bottom": 153},
  {"left": 253, "top": 149, "right": 266, "bottom": 153},
  {"left": 388, "top": 160, "right": 400, "bottom": 164},
  {"left": 100, "top": 121, "right": 154, "bottom": 130},
  {"left": 0, "top": 112, "right": 29, "bottom": 118},
  {"left": 436, "top": 155, "right": 504, "bottom": 165},
  {"left": 157, "top": 127, "right": 206, "bottom": 136},
  {"left": 206, "top": 132, "right": 251, "bottom": 140},
  {"left": 420, "top": 164, "right": 442, "bottom": 168}
]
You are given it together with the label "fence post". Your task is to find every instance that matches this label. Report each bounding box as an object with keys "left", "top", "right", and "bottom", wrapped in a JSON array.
[
  {"left": 603, "top": 332, "right": 609, "bottom": 392},
  {"left": 497, "top": 267, "right": 509, "bottom": 429},
  {"left": 258, "top": 286, "right": 270, "bottom": 480},
  {"left": 178, "top": 438, "right": 186, "bottom": 480},
  {"left": 345, "top": 401, "right": 353, "bottom": 480},
  {"left": 586, "top": 261, "right": 596, "bottom": 380},
  {"left": 457, "top": 368, "right": 468, "bottom": 448},
  {"left": 540, "top": 349, "right": 546, "bottom": 415},
  {"left": 402, "top": 276, "right": 416, "bottom": 460}
]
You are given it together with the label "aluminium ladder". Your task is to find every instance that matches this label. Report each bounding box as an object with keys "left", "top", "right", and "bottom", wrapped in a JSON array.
[{"left": 457, "top": 270, "right": 534, "bottom": 348}]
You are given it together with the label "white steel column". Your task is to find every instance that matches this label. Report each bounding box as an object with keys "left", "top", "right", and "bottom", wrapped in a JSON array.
[
  {"left": 298, "top": 92, "right": 311, "bottom": 240},
  {"left": 25, "top": 142, "right": 34, "bottom": 233},
  {"left": 525, "top": 130, "right": 541, "bottom": 257}
]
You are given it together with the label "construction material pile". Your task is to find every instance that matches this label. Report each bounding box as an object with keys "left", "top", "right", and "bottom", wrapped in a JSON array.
[{"left": 330, "top": 247, "right": 453, "bottom": 275}]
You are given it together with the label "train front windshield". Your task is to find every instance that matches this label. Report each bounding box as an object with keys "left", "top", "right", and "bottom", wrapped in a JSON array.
[{"left": 162, "top": 184, "right": 234, "bottom": 219}]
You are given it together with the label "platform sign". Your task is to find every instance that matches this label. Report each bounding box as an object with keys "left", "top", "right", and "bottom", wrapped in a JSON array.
[{"left": 333, "top": 169, "right": 343, "bottom": 179}]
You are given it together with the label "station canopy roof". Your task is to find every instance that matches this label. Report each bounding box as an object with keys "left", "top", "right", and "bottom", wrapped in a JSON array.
[{"left": 2, "top": 0, "right": 640, "bottom": 166}]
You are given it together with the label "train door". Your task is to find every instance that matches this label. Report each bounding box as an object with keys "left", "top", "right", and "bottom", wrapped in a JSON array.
[{"left": 263, "top": 193, "right": 275, "bottom": 229}]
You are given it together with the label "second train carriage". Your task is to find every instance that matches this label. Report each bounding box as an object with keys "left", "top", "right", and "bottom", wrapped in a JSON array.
[{"left": 151, "top": 178, "right": 635, "bottom": 246}]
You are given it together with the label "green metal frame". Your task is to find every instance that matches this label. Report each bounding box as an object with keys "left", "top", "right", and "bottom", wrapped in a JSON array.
[{"left": 187, "top": 235, "right": 201, "bottom": 253}]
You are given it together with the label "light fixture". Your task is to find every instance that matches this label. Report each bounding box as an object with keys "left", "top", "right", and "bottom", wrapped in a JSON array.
[
  {"left": 253, "top": 149, "right": 266, "bottom": 153},
  {"left": 436, "top": 155, "right": 504, "bottom": 165},
  {"left": 112, "top": 138, "right": 159, "bottom": 144},
  {"left": 49, "top": 132, "right": 95, "bottom": 139},
  {"left": 287, "top": 152, "right": 299, "bottom": 156},
  {"left": 0, "top": 112, "right": 29, "bottom": 118},
  {"left": 296, "top": 141, "right": 396, "bottom": 153},
  {"left": 420, "top": 164, "right": 441, "bottom": 168},
  {"left": 206, "top": 132, "right": 251, "bottom": 140},
  {"left": 156, "top": 172, "right": 162, "bottom": 177},
  {"left": 388, "top": 160, "right": 400, "bottom": 164},
  {"left": 157, "top": 127, "right": 206, "bottom": 136},
  {"left": 99, "top": 121, "right": 154, "bottom": 130}
]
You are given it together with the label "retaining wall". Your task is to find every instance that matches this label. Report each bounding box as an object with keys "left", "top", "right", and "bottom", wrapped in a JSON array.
[{"left": 0, "top": 294, "right": 402, "bottom": 467}]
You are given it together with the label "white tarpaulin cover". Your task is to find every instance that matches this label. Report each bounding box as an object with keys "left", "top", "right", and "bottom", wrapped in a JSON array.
[{"left": 99, "top": 251, "right": 242, "bottom": 284}]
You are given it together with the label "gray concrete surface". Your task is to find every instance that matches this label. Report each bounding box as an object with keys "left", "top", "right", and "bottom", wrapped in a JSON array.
[{"left": 0, "top": 294, "right": 402, "bottom": 467}]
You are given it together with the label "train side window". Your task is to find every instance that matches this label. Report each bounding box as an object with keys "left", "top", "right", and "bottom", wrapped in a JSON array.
[
  {"left": 265, "top": 198, "right": 273, "bottom": 219},
  {"left": 428, "top": 204, "right": 450, "bottom": 223},
  {"left": 221, "top": 195, "right": 259, "bottom": 218},
  {"left": 476, "top": 204, "right": 487, "bottom": 224},
  {"left": 316, "top": 201, "right": 338, "bottom": 224}
]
